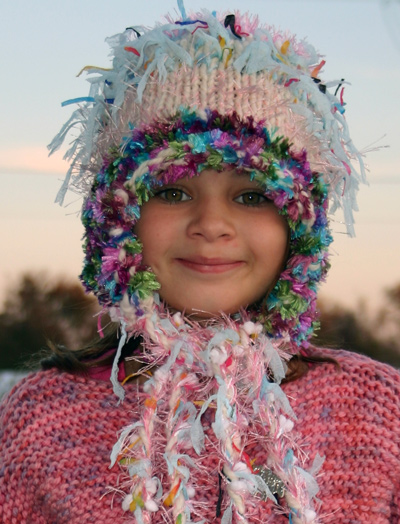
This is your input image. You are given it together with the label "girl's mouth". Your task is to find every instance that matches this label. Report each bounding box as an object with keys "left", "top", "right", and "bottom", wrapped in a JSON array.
[{"left": 176, "top": 257, "right": 245, "bottom": 274}]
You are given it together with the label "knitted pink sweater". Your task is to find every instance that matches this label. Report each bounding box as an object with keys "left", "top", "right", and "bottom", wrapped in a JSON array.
[{"left": 1, "top": 348, "right": 399, "bottom": 523}]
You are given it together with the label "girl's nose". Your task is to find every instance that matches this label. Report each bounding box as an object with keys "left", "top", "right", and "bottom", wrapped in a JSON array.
[{"left": 186, "top": 199, "right": 236, "bottom": 242}]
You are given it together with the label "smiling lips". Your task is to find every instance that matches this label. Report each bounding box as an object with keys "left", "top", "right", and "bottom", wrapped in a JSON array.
[{"left": 176, "top": 256, "right": 245, "bottom": 274}]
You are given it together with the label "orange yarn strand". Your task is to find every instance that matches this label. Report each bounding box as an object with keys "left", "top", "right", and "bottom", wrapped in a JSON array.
[{"left": 311, "top": 60, "right": 326, "bottom": 78}]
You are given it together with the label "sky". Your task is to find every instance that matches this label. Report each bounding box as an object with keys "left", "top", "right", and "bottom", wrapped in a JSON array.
[{"left": 0, "top": 0, "right": 399, "bottom": 314}]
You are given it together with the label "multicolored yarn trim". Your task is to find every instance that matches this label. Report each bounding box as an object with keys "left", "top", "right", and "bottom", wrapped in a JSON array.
[{"left": 82, "top": 109, "right": 331, "bottom": 349}]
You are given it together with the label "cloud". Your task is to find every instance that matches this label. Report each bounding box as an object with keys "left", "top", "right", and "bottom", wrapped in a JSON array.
[{"left": 0, "top": 146, "right": 68, "bottom": 175}]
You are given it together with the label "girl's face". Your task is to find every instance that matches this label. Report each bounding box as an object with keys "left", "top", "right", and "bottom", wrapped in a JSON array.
[{"left": 136, "top": 169, "right": 288, "bottom": 318}]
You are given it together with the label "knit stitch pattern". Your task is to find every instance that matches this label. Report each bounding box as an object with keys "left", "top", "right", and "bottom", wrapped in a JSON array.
[{"left": 1, "top": 349, "right": 399, "bottom": 523}]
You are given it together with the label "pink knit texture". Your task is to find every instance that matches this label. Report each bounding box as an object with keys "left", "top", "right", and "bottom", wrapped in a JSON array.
[
  {"left": 118, "top": 68, "right": 328, "bottom": 177},
  {"left": 1, "top": 348, "right": 399, "bottom": 523}
]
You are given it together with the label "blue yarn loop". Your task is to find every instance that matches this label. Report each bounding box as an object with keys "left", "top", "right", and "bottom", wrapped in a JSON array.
[
  {"left": 61, "top": 96, "right": 95, "bottom": 107},
  {"left": 176, "top": 19, "right": 207, "bottom": 26}
]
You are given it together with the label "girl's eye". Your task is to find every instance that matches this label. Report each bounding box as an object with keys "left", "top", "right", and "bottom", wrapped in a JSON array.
[
  {"left": 235, "top": 192, "right": 267, "bottom": 206},
  {"left": 156, "top": 188, "right": 191, "bottom": 203}
]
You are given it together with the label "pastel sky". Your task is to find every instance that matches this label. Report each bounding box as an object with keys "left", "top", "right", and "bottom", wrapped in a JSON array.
[{"left": 1, "top": 0, "right": 399, "bottom": 313}]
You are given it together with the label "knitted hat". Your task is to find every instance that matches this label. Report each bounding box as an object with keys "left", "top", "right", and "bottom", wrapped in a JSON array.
[
  {"left": 49, "top": 8, "right": 364, "bottom": 352},
  {"left": 49, "top": 7, "right": 365, "bottom": 523}
]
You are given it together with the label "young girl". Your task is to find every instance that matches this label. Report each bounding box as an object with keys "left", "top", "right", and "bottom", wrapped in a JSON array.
[{"left": 1, "top": 6, "right": 399, "bottom": 524}]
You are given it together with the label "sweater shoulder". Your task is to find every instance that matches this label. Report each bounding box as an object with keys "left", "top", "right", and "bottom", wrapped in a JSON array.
[
  {"left": 311, "top": 346, "right": 400, "bottom": 391},
  {"left": 1, "top": 368, "right": 109, "bottom": 411},
  {"left": 287, "top": 347, "right": 400, "bottom": 430},
  {"left": 0, "top": 368, "right": 131, "bottom": 440}
]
